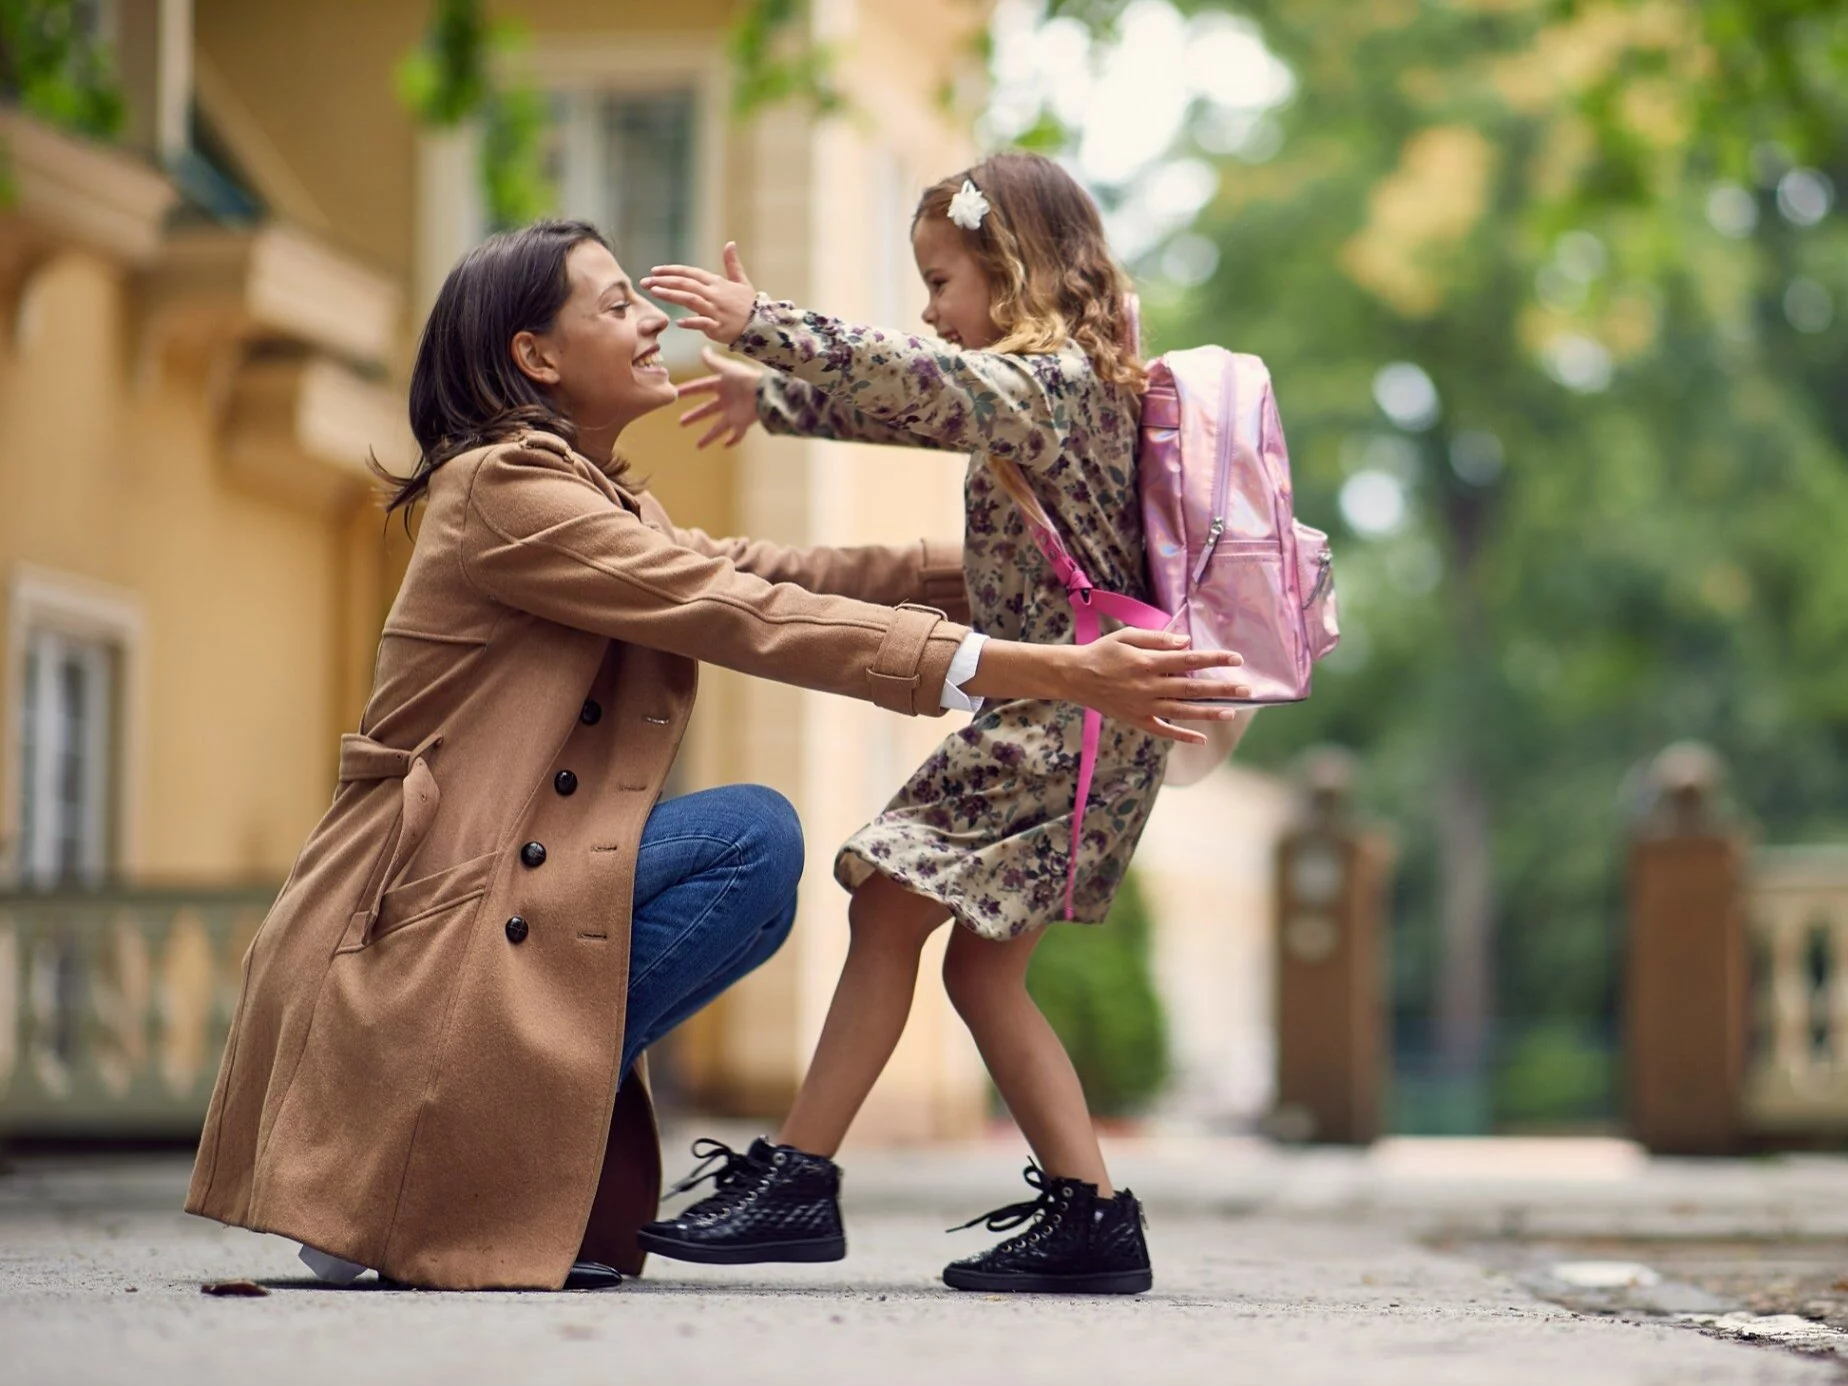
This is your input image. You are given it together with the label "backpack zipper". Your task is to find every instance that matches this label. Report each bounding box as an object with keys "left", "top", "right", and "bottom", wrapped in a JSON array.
[
  {"left": 1188, "top": 356, "right": 1243, "bottom": 591},
  {"left": 1304, "top": 549, "right": 1333, "bottom": 609}
]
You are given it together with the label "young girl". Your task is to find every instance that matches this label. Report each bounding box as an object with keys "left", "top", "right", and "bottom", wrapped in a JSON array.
[{"left": 637, "top": 153, "right": 1239, "bottom": 1295}]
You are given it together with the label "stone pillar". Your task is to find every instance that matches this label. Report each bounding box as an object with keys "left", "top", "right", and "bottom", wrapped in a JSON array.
[
  {"left": 1271, "top": 748, "right": 1390, "bottom": 1144},
  {"left": 1626, "top": 742, "right": 1748, "bottom": 1155}
]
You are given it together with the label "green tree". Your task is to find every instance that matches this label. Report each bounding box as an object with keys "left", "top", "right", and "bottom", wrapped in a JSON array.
[
  {"left": 1014, "top": 0, "right": 1848, "bottom": 1129},
  {"left": 0, "top": 0, "right": 125, "bottom": 139},
  {"left": 396, "top": 0, "right": 553, "bottom": 228}
]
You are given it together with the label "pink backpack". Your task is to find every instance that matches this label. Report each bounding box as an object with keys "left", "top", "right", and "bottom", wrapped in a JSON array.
[{"left": 1024, "top": 346, "right": 1339, "bottom": 917}]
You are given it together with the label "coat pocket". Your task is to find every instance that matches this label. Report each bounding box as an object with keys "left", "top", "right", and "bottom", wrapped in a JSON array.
[
  {"left": 338, "top": 748, "right": 444, "bottom": 952},
  {"left": 368, "top": 850, "right": 499, "bottom": 944}
]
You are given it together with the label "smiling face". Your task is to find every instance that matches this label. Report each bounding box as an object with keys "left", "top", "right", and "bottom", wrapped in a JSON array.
[
  {"left": 511, "top": 239, "right": 675, "bottom": 447},
  {"left": 913, "top": 216, "right": 1001, "bottom": 350}
]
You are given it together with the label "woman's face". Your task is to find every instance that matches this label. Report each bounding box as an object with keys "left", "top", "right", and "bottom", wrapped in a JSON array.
[
  {"left": 913, "top": 216, "right": 1000, "bottom": 350},
  {"left": 513, "top": 239, "right": 676, "bottom": 443}
]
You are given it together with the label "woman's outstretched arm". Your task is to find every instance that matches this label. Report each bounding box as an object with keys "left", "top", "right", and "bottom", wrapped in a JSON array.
[
  {"left": 460, "top": 439, "right": 1242, "bottom": 742},
  {"left": 672, "top": 526, "right": 970, "bottom": 622}
]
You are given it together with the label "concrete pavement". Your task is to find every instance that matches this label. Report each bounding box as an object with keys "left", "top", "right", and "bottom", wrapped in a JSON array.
[{"left": 4, "top": 1134, "right": 1847, "bottom": 1386}]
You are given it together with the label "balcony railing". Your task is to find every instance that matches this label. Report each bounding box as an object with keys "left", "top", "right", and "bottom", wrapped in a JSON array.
[
  {"left": 1744, "top": 846, "right": 1848, "bottom": 1136},
  {"left": 0, "top": 886, "right": 276, "bottom": 1138}
]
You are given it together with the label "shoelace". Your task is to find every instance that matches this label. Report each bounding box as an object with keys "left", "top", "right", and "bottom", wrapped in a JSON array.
[
  {"left": 947, "top": 1160, "right": 1065, "bottom": 1248},
  {"left": 664, "top": 1138, "right": 767, "bottom": 1202}
]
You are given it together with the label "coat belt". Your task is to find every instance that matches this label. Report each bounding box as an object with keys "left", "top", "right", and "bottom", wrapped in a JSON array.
[
  {"left": 338, "top": 729, "right": 444, "bottom": 783},
  {"left": 339, "top": 731, "right": 445, "bottom": 944}
]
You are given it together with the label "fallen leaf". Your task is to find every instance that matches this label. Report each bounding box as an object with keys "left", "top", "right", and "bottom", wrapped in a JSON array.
[{"left": 201, "top": 1280, "right": 270, "bottom": 1297}]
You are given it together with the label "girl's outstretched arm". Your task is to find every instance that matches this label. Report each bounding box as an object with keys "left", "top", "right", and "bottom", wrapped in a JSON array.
[
  {"left": 644, "top": 245, "right": 1074, "bottom": 470},
  {"left": 758, "top": 372, "right": 938, "bottom": 450},
  {"left": 676, "top": 345, "right": 935, "bottom": 451}
]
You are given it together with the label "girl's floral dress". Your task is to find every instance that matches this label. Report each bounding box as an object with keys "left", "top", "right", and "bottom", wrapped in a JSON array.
[{"left": 734, "top": 297, "right": 1168, "bottom": 939}]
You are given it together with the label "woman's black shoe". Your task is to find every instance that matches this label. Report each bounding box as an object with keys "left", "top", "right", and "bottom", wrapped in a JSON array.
[
  {"left": 942, "top": 1160, "right": 1152, "bottom": 1295},
  {"left": 636, "top": 1137, "right": 847, "bottom": 1265}
]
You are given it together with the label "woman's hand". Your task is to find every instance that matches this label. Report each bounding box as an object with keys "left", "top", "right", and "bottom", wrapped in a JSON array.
[
  {"left": 965, "top": 628, "right": 1248, "bottom": 746},
  {"left": 1067, "top": 628, "right": 1249, "bottom": 744},
  {"left": 641, "top": 242, "right": 757, "bottom": 344},
  {"left": 676, "top": 346, "right": 763, "bottom": 449}
]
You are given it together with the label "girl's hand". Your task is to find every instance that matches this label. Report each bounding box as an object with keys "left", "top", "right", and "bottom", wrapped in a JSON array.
[
  {"left": 677, "top": 347, "right": 763, "bottom": 449},
  {"left": 964, "top": 627, "right": 1248, "bottom": 745},
  {"left": 641, "top": 242, "right": 757, "bottom": 344}
]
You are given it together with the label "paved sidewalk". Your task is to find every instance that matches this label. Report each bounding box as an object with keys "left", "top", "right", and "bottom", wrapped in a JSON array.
[{"left": 3, "top": 1137, "right": 1846, "bottom": 1386}]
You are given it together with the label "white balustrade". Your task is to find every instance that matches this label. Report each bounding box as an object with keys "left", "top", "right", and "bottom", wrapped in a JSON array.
[{"left": 1742, "top": 847, "right": 1848, "bottom": 1134}]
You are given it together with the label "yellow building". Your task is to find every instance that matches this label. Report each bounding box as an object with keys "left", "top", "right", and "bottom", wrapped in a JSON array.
[
  {"left": 1, "top": 0, "right": 1297, "bottom": 1146},
  {"left": 0, "top": 0, "right": 996, "bottom": 1141}
]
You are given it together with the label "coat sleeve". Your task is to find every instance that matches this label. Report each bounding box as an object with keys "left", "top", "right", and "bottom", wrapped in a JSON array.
[
  {"left": 732, "top": 297, "right": 1079, "bottom": 472},
  {"left": 670, "top": 529, "right": 971, "bottom": 625},
  {"left": 458, "top": 444, "right": 967, "bottom": 716}
]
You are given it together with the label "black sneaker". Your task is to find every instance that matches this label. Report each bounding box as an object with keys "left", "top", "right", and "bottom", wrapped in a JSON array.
[
  {"left": 942, "top": 1160, "right": 1152, "bottom": 1295},
  {"left": 636, "top": 1137, "right": 847, "bottom": 1265}
]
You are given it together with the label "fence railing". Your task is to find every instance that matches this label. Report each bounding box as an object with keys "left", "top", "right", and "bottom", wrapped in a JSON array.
[
  {"left": 1627, "top": 744, "right": 1848, "bottom": 1152},
  {"left": 1743, "top": 846, "right": 1848, "bottom": 1136},
  {"left": 0, "top": 886, "right": 276, "bottom": 1138}
]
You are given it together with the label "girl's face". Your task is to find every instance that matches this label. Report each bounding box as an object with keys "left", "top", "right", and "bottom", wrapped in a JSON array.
[
  {"left": 512, "top": 239, "right": 675, "bottom": 443},
  {"left": 913, "top": 216, "right": 1001, "bottom": 350}
]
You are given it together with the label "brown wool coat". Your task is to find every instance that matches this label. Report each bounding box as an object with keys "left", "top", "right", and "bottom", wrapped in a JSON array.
[{"left": 185, "top": 430, "right": 970, "bottom": 1289}]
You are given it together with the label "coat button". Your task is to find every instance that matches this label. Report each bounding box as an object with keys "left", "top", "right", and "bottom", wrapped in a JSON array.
[
  {"left": 580, "top": 699, "right": 602, "bottom": 726},
  {"left": 520, "top": 841, "right": 547, "bottom": 868},
  {"left": 505, "top": 916, "right": 529, "bottom": 944},
  {"left": 554, "top": 769, "right": 578, "bottom": 796}
]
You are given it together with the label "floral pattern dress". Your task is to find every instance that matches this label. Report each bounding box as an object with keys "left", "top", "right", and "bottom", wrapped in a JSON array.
[{"left": 735, "top": 297, "right": 1168, "bottom": 939}]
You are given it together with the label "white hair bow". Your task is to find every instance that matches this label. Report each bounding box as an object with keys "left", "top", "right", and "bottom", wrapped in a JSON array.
[{"left": 947, "top": 179, "right": 991, "bottom": 232}]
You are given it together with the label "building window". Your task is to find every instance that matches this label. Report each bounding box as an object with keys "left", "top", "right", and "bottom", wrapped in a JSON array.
[
  {"left": 7, "top": 568, "right": 142, "bottom": 891},
  {"left": 71, "top": 0, "right": 119, "bottom": 48},
  {"left": 552, "top": 87, "right": 698, "bottom": 285},
  {"left": 17, "top": 630, "right": 116, "bottom": 890},
  {"left": 415, "top": 46, "right": 720, "bottom": 335}
]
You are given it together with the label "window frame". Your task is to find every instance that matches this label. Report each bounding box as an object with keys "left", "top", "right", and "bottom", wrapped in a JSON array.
[
  {"left": 414, "top": 34, "right": 727, "bottom": 371},
  {"left": 3, "top": 567, "right": 146, "bottom": 890}
]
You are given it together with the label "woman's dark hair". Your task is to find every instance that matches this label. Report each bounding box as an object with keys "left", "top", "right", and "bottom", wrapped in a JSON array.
[{"left": 372, "top": 218, "right": 614, "bottom": 514}]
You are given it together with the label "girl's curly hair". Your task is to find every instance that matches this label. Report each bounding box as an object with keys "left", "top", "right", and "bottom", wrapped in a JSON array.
[
  {"left": 915, "top": 152, "right": 1144, "bottom": 527},
  {"left": 914, "top": 151, "right": 1145, "bottom": 396}
]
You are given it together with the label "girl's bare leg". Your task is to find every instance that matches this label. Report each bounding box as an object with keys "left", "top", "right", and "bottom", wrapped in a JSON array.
[
  {"left": 941, "top": 925, "right": 1115, "bottom": 1197},
  {"left": 776, "top": 872, "right": 949, "bottom": 1157}
]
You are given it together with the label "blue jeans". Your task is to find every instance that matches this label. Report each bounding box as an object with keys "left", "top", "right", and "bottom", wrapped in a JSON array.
[{"left": 619, "top": 784, "right": 804, "bottom": 1080}]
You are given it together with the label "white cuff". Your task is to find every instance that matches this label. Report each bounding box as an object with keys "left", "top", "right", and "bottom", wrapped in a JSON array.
[{"left": 939, "top": 631, "right": 988, "bottom": 713}]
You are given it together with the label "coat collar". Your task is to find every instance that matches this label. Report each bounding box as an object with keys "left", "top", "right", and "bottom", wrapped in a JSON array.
[{"left": 516, "top": 430, "right": 643, "bottom": 516}]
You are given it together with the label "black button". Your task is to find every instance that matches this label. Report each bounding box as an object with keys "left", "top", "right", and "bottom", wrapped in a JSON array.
[
  {"left": 504, "top": 916, "right": 528, "bottom": 944},
  {"left": 580, "top": 699, "right": 602, "bottom": 726},
  {"left": 554, "top": 769, "right": 578, "bottom": 797},
  {"left": 520, "top": 841, "right": 547, "bottom": 868}
]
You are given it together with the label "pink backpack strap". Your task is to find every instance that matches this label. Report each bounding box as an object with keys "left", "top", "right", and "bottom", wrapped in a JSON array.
[{"left": 1024, "top": 521, "right": 1169, "bottom": 919}]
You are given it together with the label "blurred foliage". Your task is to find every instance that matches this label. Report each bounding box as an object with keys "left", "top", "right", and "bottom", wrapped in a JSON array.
[
  {"left": 1001, "top": 0, "right": 1848, "bottom": 1127},
  {"left": 1494, "top": 1017, "right": 1615, "bottom": 1130},
  {"left": 1026, "top": 871, "right": 1170, "bottom": 1116},
  {"left": 727, "top": 0, "right": 842, "bottom": 118},
  {"left": 396, "top": 0, "right": 553, "bottom": 228},
  {"left": 0, "top": 0, "right": 125, "bottom": 140}
]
